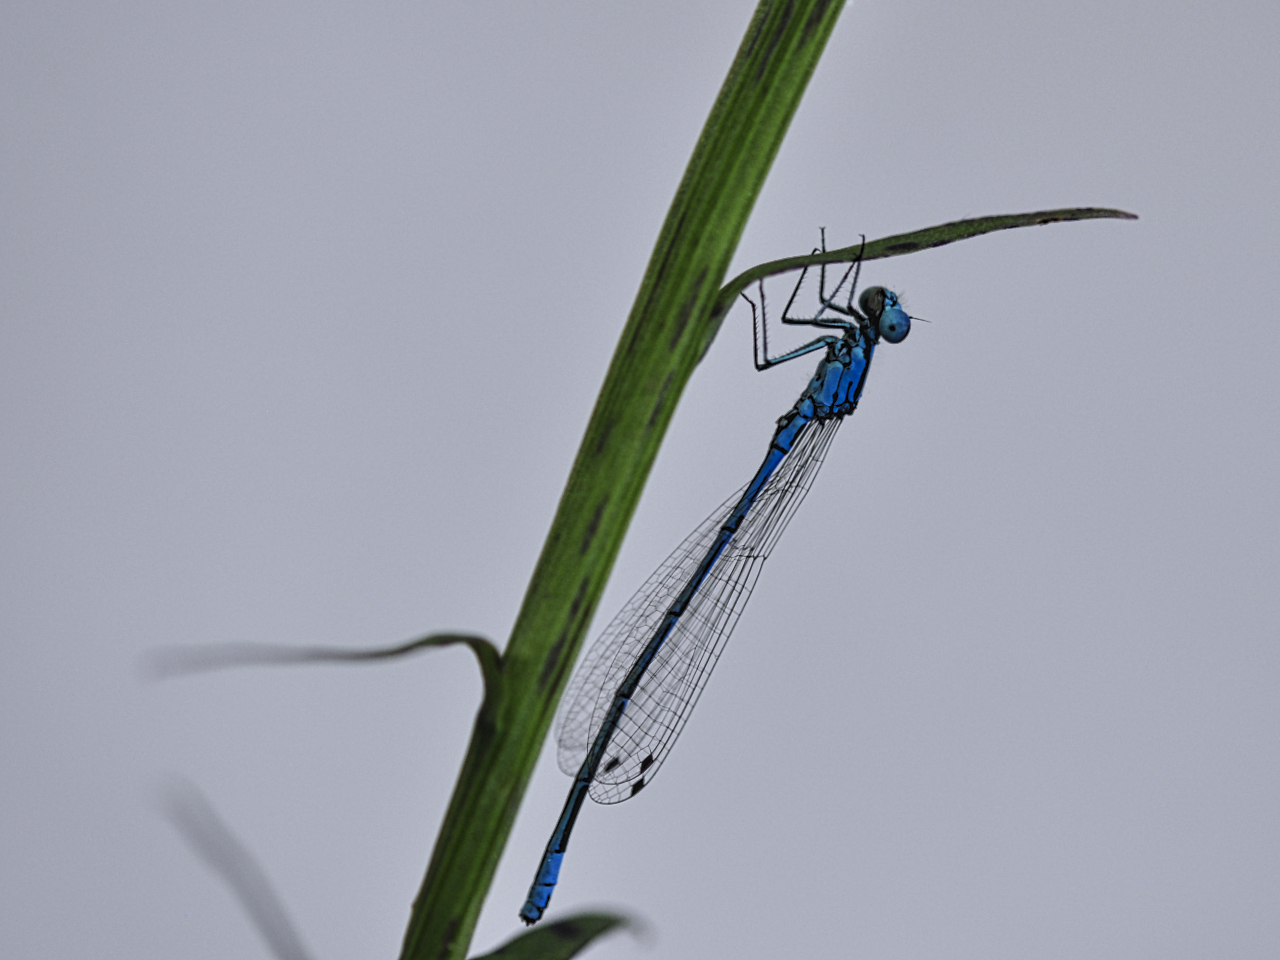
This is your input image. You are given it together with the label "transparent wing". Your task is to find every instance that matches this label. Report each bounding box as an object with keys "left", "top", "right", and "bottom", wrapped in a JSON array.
[
  {"left": 554, "top": 416, "right": 843, "bottom": 803},
  {"left": 553, "top": 487, "right": 744, "bottom": 775}
]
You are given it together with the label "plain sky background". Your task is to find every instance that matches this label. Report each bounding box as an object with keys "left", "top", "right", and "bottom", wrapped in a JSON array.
[{"left": 3, "top": 2, "right": 1278, "bottom": 959}]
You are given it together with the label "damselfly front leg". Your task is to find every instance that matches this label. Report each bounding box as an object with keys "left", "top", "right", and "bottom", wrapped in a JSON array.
[
  {"left": 741, "top": 231, "right": 868, "bottom": 370},
  {"left": 803, "top": 229, "right": 868, "bottom": 324}
]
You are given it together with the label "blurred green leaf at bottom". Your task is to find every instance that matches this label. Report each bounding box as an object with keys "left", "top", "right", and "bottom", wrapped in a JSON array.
[{"left": 470, "top": 913, "right": 631, "bottom": 960}]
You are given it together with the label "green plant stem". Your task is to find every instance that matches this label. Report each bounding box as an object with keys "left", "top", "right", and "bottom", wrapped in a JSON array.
[{"left": 398, "top": 3, "right": 848, "bottom": 959}]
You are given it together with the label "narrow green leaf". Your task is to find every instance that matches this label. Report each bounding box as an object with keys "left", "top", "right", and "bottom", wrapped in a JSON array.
[
  {"left": 161, "top": 777, "right": 315, "bottom": 960},
  {"left": 144, "top": 632, "right": 502, "bottom": 699},
  {"left": 469, "top": 913, "right": 631, "bottom": 960},
  {"left": 714, "top": 206, "right": 1138, "bottom": 325}
]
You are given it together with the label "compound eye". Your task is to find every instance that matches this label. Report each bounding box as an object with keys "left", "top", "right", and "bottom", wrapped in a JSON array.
[
  {"left": 858, "top": 286, "right": 910, "bottom": 343},
  {"left": 858, "top": 286, "right": 886, "bottom": 319},
  {"left": 878, "top": 304, "right": 910, "bottom": 343}
]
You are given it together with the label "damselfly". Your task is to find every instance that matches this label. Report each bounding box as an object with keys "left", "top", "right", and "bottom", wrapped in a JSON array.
[{"left": 520, "top": 237, "right": 911, "bottom": 924}]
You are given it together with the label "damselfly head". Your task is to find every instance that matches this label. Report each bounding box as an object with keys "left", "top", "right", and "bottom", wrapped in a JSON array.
[{"left": 859, "top": 286, "right": 911, "bottom": 344}]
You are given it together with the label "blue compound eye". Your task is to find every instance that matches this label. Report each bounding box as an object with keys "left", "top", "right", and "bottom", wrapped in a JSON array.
[
  {"left": 878, "top": 301, "right": 910, "bottom": 343},
  {"left": 858, "top": 286, "right": 911, "bottom": 343}
]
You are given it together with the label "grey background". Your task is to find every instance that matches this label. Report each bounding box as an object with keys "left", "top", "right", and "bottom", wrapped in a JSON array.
[{"left": 3, "top": 2, "right": 1278, "bottom": 958}]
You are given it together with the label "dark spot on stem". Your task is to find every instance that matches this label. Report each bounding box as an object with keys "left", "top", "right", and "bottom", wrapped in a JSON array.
[
  {"left": 755, "top": 0, "right": 794, "bottom": 81},
  {"left": 539, "top": 575, "right": 591, "bottom": 691},
  {"left": 580, "top": 498, "right": 607, "bottom": 555},
  {"left": 668, "top": 267, "right": 707, "bottom": 352},
  {"left": 801, "top": 0, "right": 838, "bottom": 45},
  {"left": 430, "top": 917, "right": 461, "bottom": 960},
  {"left": 592, "top": 417, "right": 615, "bottom": 458},
  {"left": 647, "top": 370, "right": 676, "bottom": 429}
]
